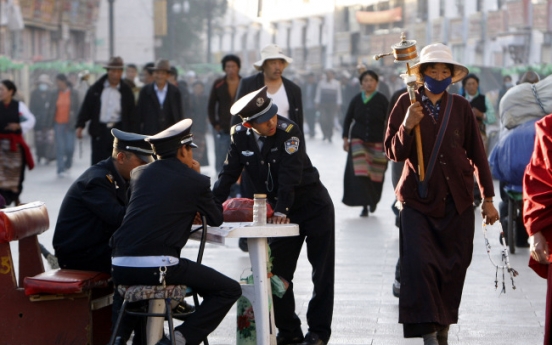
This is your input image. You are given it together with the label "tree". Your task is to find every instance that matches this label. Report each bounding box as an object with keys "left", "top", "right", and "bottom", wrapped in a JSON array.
[{"left": 159, "top": 0, "right": 228, "bottom": 65}]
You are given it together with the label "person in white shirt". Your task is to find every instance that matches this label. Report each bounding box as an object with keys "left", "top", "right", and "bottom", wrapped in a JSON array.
[{"left": 315, "top": 70, "right": 342, "bottom": 142}]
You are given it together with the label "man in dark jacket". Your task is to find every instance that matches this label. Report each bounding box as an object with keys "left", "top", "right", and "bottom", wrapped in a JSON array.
[
  {"left": 53, "top": 128, "right": 153, "bottom": 345},
  {"left": 136, "top": 59, "right": 184, "bottom": 135},
  {"left": 213, "top": 87, "right": 335, "bottom": 345},
  {"left": 111, "top": 119, "right": 241, "bottom": 345},
  {"left": 208, "top": 54, "right": 241, "bottom": 172},
  {"left": 76, "top": 57, "right": 136, "bottom": 165},
  {"left": 233, "top": 44, "right": 303, "bottom": 132}
]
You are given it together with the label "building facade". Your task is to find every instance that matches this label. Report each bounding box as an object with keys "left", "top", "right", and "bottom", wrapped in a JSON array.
[
  {"left": 210, "top": 0, "right": 552, "bottom": 74},
  {"left": 0, "top": 0, "right": 101, "bottom": 62}
]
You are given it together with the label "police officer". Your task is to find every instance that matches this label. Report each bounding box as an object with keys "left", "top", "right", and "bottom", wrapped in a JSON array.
[
  {"left": 53, "top": 128, "right": 154, "bottom": 345},
  {"left": 213, "top": 86, "right": 335, "bottom": 345},
  {"left": 53, "top": 128, "right": 154, "bottom": 273},
  {"left": 110, "top": 119, "right": 242, "bottom": 345}
]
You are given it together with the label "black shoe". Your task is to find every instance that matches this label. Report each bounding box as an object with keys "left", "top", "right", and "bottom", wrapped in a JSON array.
[
  {"left": 369, "top": 204, "right": 377, "bottom": 213},
  {"left": 239, "top": 238, "right": 249, "bottom": 252},
  {"left": 155, "top": 335, "right": 170, "bottom": 345},
  {"left": 171, "top": 300, "right": 196, "bottom": 321},
  {"left": 392, "top": 279, "right": 400, "bottom": 298},
  {"left": 112, "top": 336, "right": 126, "bottom": 345},
  {"left": 299, "top": 332, "right": 326, "bottom": 345},
  {"left": 277, "top": 334, "right": 304, "bottom": 345},
  {"left": 360, "top": 207, "right": 368, "bottom": 217}
]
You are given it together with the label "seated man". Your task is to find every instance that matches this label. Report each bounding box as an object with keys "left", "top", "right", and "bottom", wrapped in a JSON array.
[
  {"left": 53, "top": 128, "right": 153, "bottom": 273},
  {"left": 213, "top": 86, "right": 335, "bottom": 345},
  {"left": 110, "top": 119, "right": 242, "bottom": 345},
  {"left": 53, "top": 128, "right": 155, "bottom": 345}
]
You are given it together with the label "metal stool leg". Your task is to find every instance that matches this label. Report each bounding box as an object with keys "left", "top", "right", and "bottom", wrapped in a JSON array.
[
  {"left": 165, "top": 298, "right": 177, "bottom": 345},
  {"left": 109, "top": 300, "right": 129, "bottom": 345}
]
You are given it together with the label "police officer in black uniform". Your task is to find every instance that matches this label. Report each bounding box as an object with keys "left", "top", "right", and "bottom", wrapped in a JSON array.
[
  {"left": 53, "top": 128, "right": 154, "bottom": 345},
  {"left": 213, "top": 86, "right": 335, "bottom": 345},
  {"left": 110, "top": 119, "right": 242, "bottom": 345},
  {"left": 53, "top": 128, "right": 154, "bottom": 273}
]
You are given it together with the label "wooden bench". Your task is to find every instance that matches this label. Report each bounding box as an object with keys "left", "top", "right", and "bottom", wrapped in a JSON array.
[{"left": 0, "top": 201, "right": 113, "bottom": 345}]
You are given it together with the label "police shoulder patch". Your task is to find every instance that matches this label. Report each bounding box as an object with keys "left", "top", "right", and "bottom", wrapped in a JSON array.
[
  {"left": 231, "top": 124, "right": 246, "bottom": 136},
  {"left": 284, "top": 136, "right": 300, "bottom": 154}
]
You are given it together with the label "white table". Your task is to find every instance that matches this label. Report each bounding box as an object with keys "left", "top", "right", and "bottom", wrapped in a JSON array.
[{"left": 199, "top": 222, "right": 300, "bottom": 345}]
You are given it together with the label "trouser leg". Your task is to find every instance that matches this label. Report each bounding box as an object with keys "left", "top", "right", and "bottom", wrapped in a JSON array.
[
  {"left": 269, "top": 235, "right": 305, "bottom": 338},
  {"left": 304, "top": 230, "right": 335, "bottom": 342},
  {"left": 167, "top": 260, "right": 242, "bottom": 345}
]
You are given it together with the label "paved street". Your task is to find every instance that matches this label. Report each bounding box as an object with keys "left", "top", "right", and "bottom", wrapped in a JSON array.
[{"left": 14, "top": 127, "right": 546, "bottom": 345}]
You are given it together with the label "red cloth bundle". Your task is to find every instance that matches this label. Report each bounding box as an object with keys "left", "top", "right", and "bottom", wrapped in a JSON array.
[{"left": 222, "top": 198, "right": 274, "bottom": 222}]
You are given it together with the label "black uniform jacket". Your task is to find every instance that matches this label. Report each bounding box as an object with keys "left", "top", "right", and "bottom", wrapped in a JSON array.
[
  {"left": 136, "top": 82, "right": 183, "bottom": 135},
  {"left": 213, "top": 116, "right": 320, "bottom": 215},
  {"left": 53, "top": 158, "right": 127, "bottom": 268},
  {"left": 75, "top": 74, "right": 136, "bottom": 136},
  {"left": 233, "top": 73, "right": 304, "bottom": 132},
  {"left": 111, "top": 158, "right": 223, "bottom": 258}
]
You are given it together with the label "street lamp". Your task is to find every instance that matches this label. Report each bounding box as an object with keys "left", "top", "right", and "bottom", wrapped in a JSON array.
[{"left": 108, "top": 0, "right": 115, "bottom": 57}]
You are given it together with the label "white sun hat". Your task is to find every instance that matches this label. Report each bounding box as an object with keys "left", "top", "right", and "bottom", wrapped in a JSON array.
[
  {"left": 409, "top": 43, "right": 469, "bottom": 84},
  {"left": 253, "top": 44, "right": 293, "bottom": 71}
]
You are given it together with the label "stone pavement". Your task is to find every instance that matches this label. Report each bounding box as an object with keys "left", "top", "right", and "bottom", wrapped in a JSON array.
[{"left": 15, "top": 129, "right": 546, "bottom": 345}]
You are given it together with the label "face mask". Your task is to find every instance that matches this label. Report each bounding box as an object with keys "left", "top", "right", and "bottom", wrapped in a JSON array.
[
  {"left": 423, "top": 75, "right": 452, "bottom": 94},
  {"left": 38, "top": 84, "right": 48, "bottom": 91},
  {"left": 505, "top": 82, "right": 513, "bottom": 89}
]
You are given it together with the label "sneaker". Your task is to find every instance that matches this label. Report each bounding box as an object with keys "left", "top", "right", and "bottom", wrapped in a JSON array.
[
  {"left": 58, "top": 171, "right": 68, "bottom": 178},
  {"left": 360, "top": 207, "right": 368, "bottom": 217},
  {"left": 392, "top": 279, "right": 400, "bottom": 298}
]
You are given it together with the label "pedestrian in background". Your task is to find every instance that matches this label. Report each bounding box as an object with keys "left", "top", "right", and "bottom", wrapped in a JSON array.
[
  {"left": 234, "top": 44, "right": 303, "bottom": 131},
  {"left": 460, "top": 73, "right": 496, "bottom": 151},
  {"left": 342, "top": 70, "right": 389, "bottom": 217},
  {"left": 169, "top": 66, "right": 191, "bottom": 118},
  {"left": 385, "top": 43, "right": 498, "bottom": 345},
  {"left": 0, "top": 80, "right": 35, "bottom": 206},
  {"left": 136, "top": 59, "right": 183, "bottom": 135},
  {"left": 76, "top": 56, "right": 136, "bottom": 165},
  {"left": 301, "top": 72, "right": 318, "bottom": 138},
  {"left": 208, "top": 54, "right": 241, "bottom": 172},
  {"left": 189, "top": 80, "right": 209, "bottom": 167},
  {"left": 30, "top": 74, "right": 55, "bottom": 165},
  {"left": 48, "top": 74, "right": 80, "bottom": 178},
  {"left": 315, "top": 69, "right": 342, "bottom": 142},
  {"left": 140, "top": 62, "right": 155, "bottom": 86},
  {"left": 75, "top": 70, "right": 90, "bottom": 108},
  {"left": 461, "top": 73, "right": 496, "bottom": 207}
]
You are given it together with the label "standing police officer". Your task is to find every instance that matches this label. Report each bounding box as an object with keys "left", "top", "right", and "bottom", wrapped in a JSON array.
[{"left": 213, "top": 87, "right": 335, "bottom": 345}]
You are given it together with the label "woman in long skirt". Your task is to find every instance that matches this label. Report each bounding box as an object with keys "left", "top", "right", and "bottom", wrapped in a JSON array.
[
  {"left": 342, "top": 70, "right": 389, "bottom": 217},
  {"left": 384, "top": 43, "right": 499, "bottom": 344}
]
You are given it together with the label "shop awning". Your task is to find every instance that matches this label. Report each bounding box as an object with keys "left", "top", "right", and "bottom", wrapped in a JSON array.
[{"left": 356, "top": 7, "right": 402, "bottom": 25}]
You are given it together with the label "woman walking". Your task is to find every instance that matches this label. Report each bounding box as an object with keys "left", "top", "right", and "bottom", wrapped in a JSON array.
[
  {"left": 384, "top": 43, "right": 499, "bottom": 344},
  {"left": 0, "top": 80, "right": 35, "bottom": 206},
  {"left": 342, "top": 70, "right": 389, "bottom": 217}
]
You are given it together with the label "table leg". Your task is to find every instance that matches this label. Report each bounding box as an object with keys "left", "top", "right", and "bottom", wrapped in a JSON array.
[{"left": 247, "top": 237, "right": 277, "bottom": 345}]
